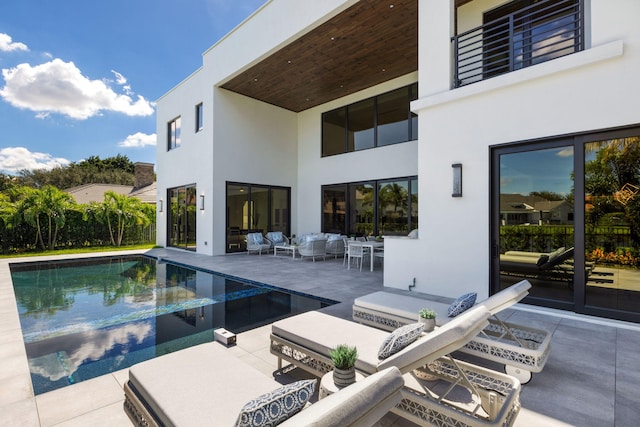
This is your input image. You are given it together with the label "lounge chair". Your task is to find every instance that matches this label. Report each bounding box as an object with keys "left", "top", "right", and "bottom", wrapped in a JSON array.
[
  {"left": 352, "top": 280, "right": 552, "bottom": 384},
  {"left": 500, "top": 247, "right": 576, "bottom": 283},
  {"left": 271, "top": 306, "right": 521, "bottom": 427},
  {"left": 124, "top": 342, "right": 404, "bottom": 427}
]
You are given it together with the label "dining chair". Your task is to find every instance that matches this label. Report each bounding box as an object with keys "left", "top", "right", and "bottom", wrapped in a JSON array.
[{"left": 347, "top": 241, "right": 365, "bottom": 271}]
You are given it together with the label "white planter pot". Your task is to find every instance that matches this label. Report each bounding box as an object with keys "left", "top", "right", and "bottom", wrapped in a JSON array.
[{"left": 419, "top": 317, "right": 436, "bottom": 332}]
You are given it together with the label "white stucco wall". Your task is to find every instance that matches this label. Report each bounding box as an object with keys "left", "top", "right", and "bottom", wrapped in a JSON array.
[
  {"left": 385, "top": 0, "right": 640, "bottom": 299},
  {"left": 156, "top": 68, "right": 214, "bottom": 253}
]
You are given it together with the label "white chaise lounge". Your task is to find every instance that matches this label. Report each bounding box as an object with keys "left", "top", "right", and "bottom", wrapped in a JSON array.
[
  {"left": 124, "top": 342, "right": 404, "bottom": 427},
  {"left": 270, "top": 306, "right": 521, "bottom": 427},
  {"left": 352, "top": 280, "right": 552, "bottom": 383}
]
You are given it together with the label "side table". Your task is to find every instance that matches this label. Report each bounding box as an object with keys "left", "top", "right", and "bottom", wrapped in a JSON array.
[
  {"left": 319, "top": 370, "right": 364, "bottom": 399},
  {"left": 273, "top": 244, "right": 297, "bottom": 259}
]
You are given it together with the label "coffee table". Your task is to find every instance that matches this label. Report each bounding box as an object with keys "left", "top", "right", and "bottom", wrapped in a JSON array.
[{"left": 273, "top": 244, "right": 297, "bottom": 259}]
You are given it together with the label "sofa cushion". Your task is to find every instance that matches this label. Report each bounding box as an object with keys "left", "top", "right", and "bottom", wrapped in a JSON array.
[
  {"left": 448, "top": 292, "right": 477, "bottom": 317},
  {"left": 325, "top": 233, "right": 342, "bottom": 241},
  {"left": 235, "top": 379, "right": 317, "bottom": 427},
  {"left": 377, "top": 323, "right": 424, "bottom": 360}
]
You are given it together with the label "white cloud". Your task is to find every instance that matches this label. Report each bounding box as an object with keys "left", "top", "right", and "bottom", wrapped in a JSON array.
[
  {"left": 118, "top": 132, "right": 157, "bottom": 148},
  {"left": 0, "top": 33, "right": 29, "bottom": 52},
  {"left": 111, "top": 70, "right": 127, "bottom": 85},
  {"left": 0, "top": 147, "right": 70, "bottom": 174},
  {"left": 0, "top": 59, "right": 154, "bottom": 119}
]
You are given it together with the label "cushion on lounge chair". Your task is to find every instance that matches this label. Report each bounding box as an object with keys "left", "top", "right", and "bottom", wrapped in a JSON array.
[
  {"left": 272, "top": 311, "right": 388, "bottom": 373},
  {"left": 128, "top": 343, "right": 284, "bottom": 426},
  {"left": 235, "top": 379, "right": 316, "bottom": 427},
  {"left": 377, "top": 323, "right": 423, "bottom": 360},
  {"left": 447, "top": 292, "right": 477, "bottom": 317}
]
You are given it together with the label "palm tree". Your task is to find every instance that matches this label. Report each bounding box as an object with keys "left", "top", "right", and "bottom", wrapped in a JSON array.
[
  {"left": 20, "top": 185, "right": 75, "bottom": 250},
  {"left": 98, "top": 191, "right": 151, "bottom": 246}
]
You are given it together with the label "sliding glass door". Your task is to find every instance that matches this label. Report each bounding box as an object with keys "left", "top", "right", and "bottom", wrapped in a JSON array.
[
  {"left": 226, "top": 182, "right": 290, "bottom": 253},
  {"left": 167, "top": 185, "right": 197, "bottom": 251},
  {"left": 491, "top": 127, "right": 640, "bottom": 322}
]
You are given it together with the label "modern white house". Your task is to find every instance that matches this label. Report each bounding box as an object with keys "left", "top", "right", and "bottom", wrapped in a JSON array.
[{"left": 156, "top": 0, "right": 640, "bottom": 323}]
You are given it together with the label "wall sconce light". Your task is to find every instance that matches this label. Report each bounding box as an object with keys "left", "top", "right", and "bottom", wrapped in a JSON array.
[
  {"left": 158, "top": 199, "right": 163, "bottom": 213},
  {"left": 200, "top": 194, "right": 205, "bottom": 210},
  {"left": 452, "top": 163, "right": 463, "bottom": 197}
]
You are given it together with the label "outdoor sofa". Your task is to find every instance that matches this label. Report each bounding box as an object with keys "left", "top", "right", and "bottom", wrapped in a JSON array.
[
  {"left": 124, "top": 342, "right": 404, "bottom": 427},
  {"left": 270, "top": 306, "right": 521, "bottom": 427},
  {"left": 351, "top": 280, "right": 552, "bottom": 384}
]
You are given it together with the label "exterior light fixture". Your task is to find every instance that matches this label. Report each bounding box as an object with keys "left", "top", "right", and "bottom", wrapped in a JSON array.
[
  {"left": 200, "top": 194, "right": 205, "bottom": 210},
  {"left": 452, "top": 163, "right": 463, "bottom": 197},
  {"left": 158, "top": 199, "right": 163, "bottom": 213}
]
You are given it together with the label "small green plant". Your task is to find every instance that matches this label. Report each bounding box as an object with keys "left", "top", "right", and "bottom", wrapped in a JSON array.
[
  {"left": 419, "top": 308, "right": 437, "bottom": 319},
  {"left": 329, "top": 344, "right": 358, "bottom": 369}
]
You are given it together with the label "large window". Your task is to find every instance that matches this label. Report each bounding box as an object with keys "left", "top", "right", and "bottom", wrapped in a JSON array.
[
  {"left": 492, "top": 126, "right": 640, "bottom": 323},
  {"left": 168, "top": 117, "right": 181, "bottom": 150},
  {"left": 321, "top": 83, "right": 418, "bottom": 157},
  {"left": 226, "top": 183, "right": 291, "bottom": 253},
  {"left": 322, "top": 177, "right": 418, "bottom": 237},
  {"left": 167, "top": 185, "right": 196, "bottom": 251}
]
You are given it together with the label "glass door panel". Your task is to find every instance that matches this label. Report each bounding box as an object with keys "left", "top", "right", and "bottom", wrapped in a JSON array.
[
  {"left": 185, "top": 186, "right": 197, "bottom": 250},
  {"left": 227, "top": 184, "right": 249, "bottom": 252},
  {"left": 250, "top": 186, "right": 269, "bottom": 234},
  {"left": 498, "top": 146, "right": 575, "bottom": 303},
  {"left": 349, "top": 183, "right": 374, "bottom": 237},
  {"left": 322, "top": 186, "right": 347, "bottom": 234},
  {"left": 168, "top": 185, "right": 197, "bottom": 251},
  {"left": 584, "top": 137, "right": 640, "bottom": 314},
  {"left": 378, "top": 180, "right": 409, "bottom": 236},
  {"left": 271, "top": 188, "right": 289, "bottom": 234}
]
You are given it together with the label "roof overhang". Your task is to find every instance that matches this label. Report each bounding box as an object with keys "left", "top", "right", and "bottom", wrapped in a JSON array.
[{"left": 220, "top": 0, "right": 418, "bottom": 112}]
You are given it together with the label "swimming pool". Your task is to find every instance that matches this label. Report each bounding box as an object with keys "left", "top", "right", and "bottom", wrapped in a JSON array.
[{"left": 10, "top": 255, "right": 336, "bottom": 394}]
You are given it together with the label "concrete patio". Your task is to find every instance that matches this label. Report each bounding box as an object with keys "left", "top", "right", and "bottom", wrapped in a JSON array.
[{"left": 1, "top": 247, "right": 639, "bottom": 426}]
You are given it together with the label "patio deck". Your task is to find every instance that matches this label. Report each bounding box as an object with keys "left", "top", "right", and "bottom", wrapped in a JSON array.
[{"left": 1, "top": 247, "right": 639, "bottom": 426}]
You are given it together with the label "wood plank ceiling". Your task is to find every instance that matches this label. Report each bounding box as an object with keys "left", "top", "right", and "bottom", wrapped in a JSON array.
[{"left": 220, "top": 0, "right": 418, "bottom": 113}]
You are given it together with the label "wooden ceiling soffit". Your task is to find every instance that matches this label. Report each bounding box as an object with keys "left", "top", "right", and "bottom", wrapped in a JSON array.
[{"left": 220, "top": 0, "right": 418, "bottom": 113}]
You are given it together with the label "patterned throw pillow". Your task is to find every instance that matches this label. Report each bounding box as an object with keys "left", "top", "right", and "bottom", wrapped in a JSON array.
[
  {"left": 235, "top": 379, "right": 317, "bottom": 427},
  {"left": 447, "top": 292, "right": 477, "bottom": 317},
  {"left": 377, "top": 322, "right": 424, "bottom": 360},
  {"left": 270, "top": 232, "right": 284, "bottom": 244}
]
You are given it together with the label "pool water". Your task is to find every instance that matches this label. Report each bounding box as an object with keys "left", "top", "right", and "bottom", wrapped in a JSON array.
[{"left": 10, "top": 255, "right": 335, "bottom": 394}]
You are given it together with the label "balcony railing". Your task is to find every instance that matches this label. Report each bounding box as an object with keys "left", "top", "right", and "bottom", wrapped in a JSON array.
[{"left": 453, "top": 0, "right": 584, "bottom": 88}]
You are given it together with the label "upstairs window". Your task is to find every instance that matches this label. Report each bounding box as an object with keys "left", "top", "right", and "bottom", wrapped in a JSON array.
[
  {"left": 168, "top": 117, "right": 181, "bottom": 150},
  {"left": 195, "top": 103, "right": 203, "bottom": 132},
  {"left": 322, "top": 83, "right": 418, "bottom": 157}
]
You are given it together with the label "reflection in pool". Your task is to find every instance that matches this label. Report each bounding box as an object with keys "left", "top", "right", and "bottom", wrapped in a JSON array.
[{"left": 10, "top": 255, "right": 336, "bottom": 394}]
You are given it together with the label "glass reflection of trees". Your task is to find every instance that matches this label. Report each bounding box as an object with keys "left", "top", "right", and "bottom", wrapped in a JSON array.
[{"left": 585, "top": 137, "right": 640, "bottom": 268}]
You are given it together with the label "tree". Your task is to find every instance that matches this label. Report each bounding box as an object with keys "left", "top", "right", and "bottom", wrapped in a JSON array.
[
  {"left": 89, "top": 191, "right": 151, "bottom": 246},
  {"left": 20, "top": 185, "right": 75, "bottom": 250}
]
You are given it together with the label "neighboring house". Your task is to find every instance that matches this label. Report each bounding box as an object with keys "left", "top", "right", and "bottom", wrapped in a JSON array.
[
  {"left": 500, "top": 194, "right": 573, "bottom": 225},
  {"left": 66, "top": 162, "right": 156, "bottom": 204},
  {"left": 156, "top": 0, "right": 640, "bottom": 323}
]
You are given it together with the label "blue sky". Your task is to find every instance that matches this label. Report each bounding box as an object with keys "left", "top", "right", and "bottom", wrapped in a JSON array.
[{"left": 0, "top": 0, "right": 265, "bottom": 175}]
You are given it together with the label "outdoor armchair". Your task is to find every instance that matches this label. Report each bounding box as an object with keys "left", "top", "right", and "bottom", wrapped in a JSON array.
[{"left": 245, "top": 232, "right": 271, "bottom": 255}]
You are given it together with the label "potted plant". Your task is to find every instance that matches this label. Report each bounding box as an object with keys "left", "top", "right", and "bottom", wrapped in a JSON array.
[
  {"left": 329, "top": 344, "right": 358, "bottom": 388},
  {"left": 418, "top": 308, "right": 437, "bottom": 332}
]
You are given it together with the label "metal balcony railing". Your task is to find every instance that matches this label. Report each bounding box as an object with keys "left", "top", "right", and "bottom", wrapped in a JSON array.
[{"left": 453, "top": 0, "right": 584, "bottom": 88}]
